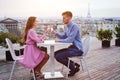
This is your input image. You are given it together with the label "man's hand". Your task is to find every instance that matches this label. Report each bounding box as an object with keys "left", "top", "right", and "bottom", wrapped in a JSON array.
[
  {"left": 55, "top": 38, "right": 59, "bottom": 42},
  {"left": 51, "top": 30, "right": 57, "bottom": 35}
]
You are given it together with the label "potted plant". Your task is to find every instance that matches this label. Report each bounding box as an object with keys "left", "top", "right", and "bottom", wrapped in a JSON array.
[
  {"left": 0, "top": 32, "right": 23, "bottom": 61},
  {"left": 114, "top": 24, "right": 120, "bottom": 46},
  {"left": 96, "top": 28, "right": 113, "bottom": 48}
]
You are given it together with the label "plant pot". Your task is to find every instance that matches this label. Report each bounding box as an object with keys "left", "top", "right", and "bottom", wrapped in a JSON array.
[
  {"left": 6, "top": 48, "right": 24, "bottom": 61},
  {"left": 6, "top": 50, "right": 19, "bottom": 61},
  {"left": 102, "top": 40, "right": 110, "bottom": 48},
  {"left": 115, "top": 39, "right": 120, "bottom": 46}
]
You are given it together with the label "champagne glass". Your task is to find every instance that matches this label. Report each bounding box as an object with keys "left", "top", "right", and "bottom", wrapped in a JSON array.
[{"left": 51, "top": 26, "right": 54, "bottom": 32}]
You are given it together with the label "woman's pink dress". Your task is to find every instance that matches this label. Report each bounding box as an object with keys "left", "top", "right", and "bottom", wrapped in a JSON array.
[{"left": 19, "top": 29, "right": 46, "bottom": 68}]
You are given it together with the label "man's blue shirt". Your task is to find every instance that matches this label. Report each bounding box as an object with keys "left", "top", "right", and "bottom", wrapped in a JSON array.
[{"left": 56, "top": 21, "right": 83, "bottom": 52}]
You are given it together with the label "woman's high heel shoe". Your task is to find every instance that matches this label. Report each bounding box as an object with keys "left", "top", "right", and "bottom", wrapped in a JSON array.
[{"left": 35, "top": 71, "right": 44, "bottom": 79}]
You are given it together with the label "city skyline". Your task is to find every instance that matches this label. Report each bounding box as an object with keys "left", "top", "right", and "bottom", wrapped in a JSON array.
[{"left": 0, "top": 0, "right": 120, "bottom": 18}]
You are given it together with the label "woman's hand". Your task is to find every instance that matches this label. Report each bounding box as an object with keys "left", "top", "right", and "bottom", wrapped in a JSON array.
[
  {"left": 44, "top": 30, "right": 49, "bottom": 35},
  {"left": 41, "top": 39, "right": 44, "bottom": 43}
]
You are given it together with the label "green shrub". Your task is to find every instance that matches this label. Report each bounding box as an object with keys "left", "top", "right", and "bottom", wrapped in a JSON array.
[
  {"left": 0, "top": 32, "right": 21, "bottom": 47},
  {"left": 114, "top": 23, "right": 120, "bottom": 39},
  {"left": 96, "top": 28, "right": 113, "bottom": 41}
]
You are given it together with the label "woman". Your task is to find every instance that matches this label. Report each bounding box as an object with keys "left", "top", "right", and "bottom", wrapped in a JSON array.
[{"left": 19, "top": 16, "right": 49, "bottom": 78}]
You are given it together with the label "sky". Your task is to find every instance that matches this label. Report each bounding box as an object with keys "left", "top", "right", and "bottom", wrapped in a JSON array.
[{"left": 0, "top": 0, "right": 120, "bottom": 18}]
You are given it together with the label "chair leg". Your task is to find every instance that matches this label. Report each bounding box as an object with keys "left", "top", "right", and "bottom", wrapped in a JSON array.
[
  {"left": 80, "top": 59, "right": 84, "bottom": 71},
  {"left": 83, "top": 58, "right": 91, "bottom": 79},
  {"left": 66, "top": 59, "right": 70, "bottom": 79},
  {"left": 61, "top": 65, "right": 64, "bottom": 72},
  {"left": 32, "top": 69, "right": 36, "bottom": 80},
  {"left": 9, "top": 60, "right": 17, "bottom": 80}
]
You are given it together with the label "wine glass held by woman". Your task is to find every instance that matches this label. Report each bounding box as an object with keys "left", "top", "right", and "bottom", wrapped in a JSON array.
[
  {"left": 19, "top": 16, "right": 49, "bottom": 79},
  {"left": 44, "top": 29, "right": 49, "bottom": 35}
]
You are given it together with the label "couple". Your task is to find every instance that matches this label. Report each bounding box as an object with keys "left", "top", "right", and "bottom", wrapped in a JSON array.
[{"left": 19, "top": 11, "right": 83, "bottom": 79}]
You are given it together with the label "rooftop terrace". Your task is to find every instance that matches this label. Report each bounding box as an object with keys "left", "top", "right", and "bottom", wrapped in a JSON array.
[{"left": 0, "top": 37, "right": 120, "bottom": 80}]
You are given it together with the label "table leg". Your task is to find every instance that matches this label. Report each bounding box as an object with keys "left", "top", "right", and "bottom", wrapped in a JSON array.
[
  {"left": 44, "top": 45, "right": 64, "bottom": 79},
  {"left": 50, "top": 45, "right": 55, "bottom": 76}
]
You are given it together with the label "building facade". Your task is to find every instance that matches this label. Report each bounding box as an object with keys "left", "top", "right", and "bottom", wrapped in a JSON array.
[{"left": 0, "top": 18, "right": 21, "bottom": 36}]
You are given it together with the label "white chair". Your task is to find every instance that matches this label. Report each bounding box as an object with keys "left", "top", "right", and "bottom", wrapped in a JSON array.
[
  {"left": 62, "top": 35, "right": 91, "bottom": 79},
  {"left": 5, "top": 38, "right": 36, "bottom": 80}
]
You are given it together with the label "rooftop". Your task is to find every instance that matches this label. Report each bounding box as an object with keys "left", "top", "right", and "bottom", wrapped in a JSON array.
[
  {"left": 0, "top": 18, "right": 18, "bottom": 24},
  {"left": 0, "top": 37, "right": 120, "bottom": 80}
]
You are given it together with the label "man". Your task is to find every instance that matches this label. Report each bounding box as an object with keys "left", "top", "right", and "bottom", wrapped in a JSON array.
[{"left": 52, "top": 11, "right": 83, "bottom": 76}]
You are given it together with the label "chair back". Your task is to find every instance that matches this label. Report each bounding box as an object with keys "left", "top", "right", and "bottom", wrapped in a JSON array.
[
  {"left": 5, "top": 38, "right": 17, "bottom": 60},
  {"left": 82, "top": 35, "right": 91, "bottom": 57}
]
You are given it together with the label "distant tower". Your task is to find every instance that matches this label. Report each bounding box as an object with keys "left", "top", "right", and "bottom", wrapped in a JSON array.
[{"left": 87, "top": 3, "right": 91, "bottom": 18}]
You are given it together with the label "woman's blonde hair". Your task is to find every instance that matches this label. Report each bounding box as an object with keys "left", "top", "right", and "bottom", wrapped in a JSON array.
[{"left": 22, "top": 16, "right": 36, "bottom": 43}]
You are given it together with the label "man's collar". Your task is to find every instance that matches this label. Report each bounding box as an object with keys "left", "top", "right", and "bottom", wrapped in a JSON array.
[{"left": 67, "top": 21, "right": 73, "bottom": 28}]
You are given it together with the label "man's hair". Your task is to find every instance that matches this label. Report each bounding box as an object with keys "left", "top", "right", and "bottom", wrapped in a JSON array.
[{"left": 62, "top": 11, "right": 73, "bottom": 18}]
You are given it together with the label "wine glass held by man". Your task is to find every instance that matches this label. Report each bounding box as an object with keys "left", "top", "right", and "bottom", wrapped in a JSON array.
[{"left": 19, "top": 16, "right": 49, "bottom": 79}]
